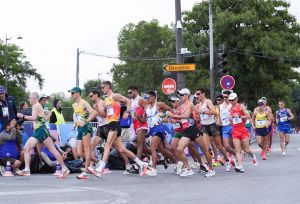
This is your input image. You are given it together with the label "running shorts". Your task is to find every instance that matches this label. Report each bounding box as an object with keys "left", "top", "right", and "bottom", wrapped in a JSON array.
[
  {"left": 32, "top": 125, "right": 50, "bottom": 143},
  {"left": 77, "top": 123, "right": 93, "bottom": 140}
]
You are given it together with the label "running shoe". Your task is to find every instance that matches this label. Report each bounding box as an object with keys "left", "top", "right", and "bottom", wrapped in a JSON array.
[
  {"left": 260, "top": 150, "right": 265, "bottom": 159},
  {"left": 225, "top": 161, "right": 231, "bottom": 172},
  {"left": 76, "top": 172, "right": 89, "bottom": 179},
  {"left": 87, "top": 166, "right": 101, "bottom": 178},
  {"left": 139, "top": 162, "right": 149, "bottom": 177},
  {"left": 200, "top": 163, "right": 209, "bottom": 173},
  {"left": 281, "top": 151, "right": 286, "bottom": 156},
  {"left": 191, "top": 161, "right": 200, "bottom": 169},
  {"left": 212, "top": 159, "right": 220, "bottom": 167},
  {"left": 57, "top": 168, "right": 70, "bottom": 179},
  {"left": 252, "top": 155, "right": 258, "bottom": 167},
  {"left": 262, "top": 154, "right": 267, "bottom": 160},
  {"left": 17, "top": 169, "right": 31, "bottom": 176},
  {"left": 205, "top": 170, "right": 216, "bottom": 177},
  {"left": 146, "top": 168, "right": 157, "bottom": 176},
  {"left": 179, "top": 169, "right": 194, "bottom": 177},
  {"left": 123, "top": 165, "right": 139, "bottom": 175},
  {"left": 176, "top": 161, "right": 184, "bottom": 175},
  {"left": 234, "top": 165, "right": 245, "bottom": 173}
]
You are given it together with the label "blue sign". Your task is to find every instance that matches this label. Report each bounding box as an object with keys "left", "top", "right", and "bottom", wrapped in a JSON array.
[{"left": 220, "top": 75, "right": 235, "bottom": 90}]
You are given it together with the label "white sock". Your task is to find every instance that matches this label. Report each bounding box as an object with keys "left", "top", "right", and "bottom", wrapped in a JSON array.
[
  {"left": 98, "top": 161, "right": 106, "bottom": 172},
  {"left": 133, "top": 157, "right": 144, "bottom": 168},
  {"left": 126, "top": 164, "right": 131, "bottom": 170}
]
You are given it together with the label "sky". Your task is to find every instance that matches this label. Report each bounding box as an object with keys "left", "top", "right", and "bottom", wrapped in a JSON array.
[{"left": 1, "top": 0, "right": 300, "bottom": 96}]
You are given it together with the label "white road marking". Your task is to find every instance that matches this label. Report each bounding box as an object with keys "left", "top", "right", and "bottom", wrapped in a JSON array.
[
  {"left": 40, "top": 200, "right": 109, "bottom": 204},
  {"left": 0, "top": 188, "right": 84, "bottom": 196},
  {"left": 251, "top": 148, "right": 282, "bottom": 152}
]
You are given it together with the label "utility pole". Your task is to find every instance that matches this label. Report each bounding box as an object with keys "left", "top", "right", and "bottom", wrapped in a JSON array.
[
  {"left": 175, "top": 0, "right": 185, "bottom": 90},
  {"left": 209, "top": 0, "right": 215, "bottom": 100},
  {"left": 76, "top": 48, "right": 80, "bottom": 87}
]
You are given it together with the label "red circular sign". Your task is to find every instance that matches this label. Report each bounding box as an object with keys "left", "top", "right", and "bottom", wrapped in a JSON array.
[
  {"left": 162, "top": 78, "right": 177, "bottom": 95},
  {"left": 220, "top": 75, "right": 235, "bottom": 90}
]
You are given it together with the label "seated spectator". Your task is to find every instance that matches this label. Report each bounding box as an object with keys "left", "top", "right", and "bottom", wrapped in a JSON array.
[
  {"left": 19, "top": 102, "right": 32, "bottom": 117},
  {"left": 119, "top": 105, "right": 132, "bottom": 143},
  {"left": 0, "top": 119, "right": 22, "bottom": 173}
]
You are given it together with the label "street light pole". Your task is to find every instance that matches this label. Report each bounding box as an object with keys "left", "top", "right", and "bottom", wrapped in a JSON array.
[
  {"left": 76, "top": 48, "right": 80, "bottom": 87},
  {"left": 209, "top": 0, "right": 215, "bottom": 100},
  {"left": 175, "top": 0, "right": 185, "bottom": 90}
]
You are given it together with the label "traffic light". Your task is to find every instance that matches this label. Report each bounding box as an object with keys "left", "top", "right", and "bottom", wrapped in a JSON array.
[{"left": 216, "top": 52, "right": 228, "bottom": 76}]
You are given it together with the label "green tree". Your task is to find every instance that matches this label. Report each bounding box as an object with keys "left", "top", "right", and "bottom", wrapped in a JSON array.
[
  {"left": 0, "top": 42, "right": 44, "bottom": 102},
  {"left": 111, "top": 20, "right": 176, "bottom": 99},
  {"left": 183, "top": 0, "right": 300, "bottom": 109}
]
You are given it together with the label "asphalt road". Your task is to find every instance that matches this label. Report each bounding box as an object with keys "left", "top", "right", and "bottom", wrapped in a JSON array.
[{"left": 1, "top": 134, "right": 300, "bottom": 204}]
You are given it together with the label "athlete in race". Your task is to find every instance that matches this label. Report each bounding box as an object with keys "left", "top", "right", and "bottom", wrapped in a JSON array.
[
  {"left": 219, "top": 91, "right": 236, "bottom": 171},
  {"left": 229, "top": 93, "right": 257, "bottom": 172},
  {"left": 276, "top": 100, "right": 294, "bottom": 156},
  {"left": 252, "top": 100, "right": 271, "bottom": 160},
  {"left": 88, "top": 90, "right": 109, "bottom": 169},
  {"left": 17, "top": 92, "right": 70, "bottom": 177},
  {"left": 69, "top": 87, "right": 98, "bottom": 179},
  {"left": 168, "top": 88, "right": 213, "bottom": 177},
  {"left": 260, "top": 97, "right": 274, "bottom": 154},
  {"left": 95, "top": 81, "right": 148, "bottom": 176},
  {"left": 195, "top": 88, "right": 231, "bottom": 172},
  {"left": 127, "top": 86, "right": 148, "bottom": 159},
  {"left": 142, "top": 90, "right": 175, "bottom": 176}
]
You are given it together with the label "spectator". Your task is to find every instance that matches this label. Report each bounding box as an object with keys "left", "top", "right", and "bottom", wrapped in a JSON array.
[
  {"left": 19, "top": 102, "right": 32, "bottom": 117},
  {"left": 0, "top": 119, "right": 22, "bottom": 173},
  {"left": 0, "top": 86, "right": 17, "bottom": 131},
  {"left": 119, "top": 104, "right": 132, "bottom": 143},
  {"left": 50, "top": 99, "right": 65, "bottom": 125}
]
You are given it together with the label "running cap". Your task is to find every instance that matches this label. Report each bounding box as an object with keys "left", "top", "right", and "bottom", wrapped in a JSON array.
[
  {"left": 260, "top": 97, "right": 267, "bottom": 101},
  {"left": 168, "top": 96, "right": 180, "bottom": 102},
  {"left": 258, "top": 100, "right": 264, "bottom": 106},
  {"left": 229, "top": 93, "right": 238, "bottom": 100},
  {"left": 0, "top": 86, "right": 6, "bottom": 94},
  {"left": 39, "top": 94, "right": 49, "bottom": 100},
  {"left": 177, "top": 88, "right": 190, "bottom": 95},
  {"left": 68, "top": 87, "right": 82, "bottom": 93}
]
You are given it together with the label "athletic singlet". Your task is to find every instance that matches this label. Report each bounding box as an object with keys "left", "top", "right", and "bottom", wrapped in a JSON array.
[
  {"left": 95, "top": 101, "right": 108, "bottom": 127},
  {"left": 130, "top": 96, "right": 140, "bottom": 117},
  {"left": 74, "top": 100, "right": 89, "bottom": 122},
  {"left": 220, "top": 103, "right": 232, "bottom": 126},
  {"left": 277, "top": 108, "right": 291, "bottom": 126},
  {"left": 230, "top": 104, "right": 246, "bottom": 127},
  {"left": 104, "top": 95, "right": 121, "bottom": 123},
  {"left": 255, "top": 111, "right": 267, "bottom": 128},
  {"left": 34, "top": 115, "right": 46, "bottom": 129},
  {"left": 199, "top": 100, "right": 215, "bottom": 125},
  {"left": 146, "top": 103, "right": 162, "bottom": 128}
]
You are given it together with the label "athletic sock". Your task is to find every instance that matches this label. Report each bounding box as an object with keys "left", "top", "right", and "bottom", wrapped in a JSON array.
[{"left": 133, "top": 157, "right": 144, "bottom": 168}]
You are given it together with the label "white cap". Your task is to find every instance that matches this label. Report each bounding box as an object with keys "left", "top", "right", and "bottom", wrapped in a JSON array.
[
  {"left": 229, "top": 93, "right": 238, "bottom": 100},
  {"left": 177, "top": 88, "right": 190, "bottom": 95},
  {"left": 168, "top": 96, "right": 180, "bottom": 101}
]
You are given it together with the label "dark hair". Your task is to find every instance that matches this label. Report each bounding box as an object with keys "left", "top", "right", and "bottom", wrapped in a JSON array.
[
  {"left": 102, "top": 81, "right": 112, "bottom": 89},
  {"left": 4, "top": 119, "right": 12, "bottom": 129},
  {"left": 90, "top": 89, "right": 101, "bottom": 97},
  {"left": 53, "top": 99, "right": 61, "bottom": 108},
  {"left": 128, "top": 86, "right": 138, "bottom": 91},
  {"left": 147, "top": 90, "right": 157, "bottom": 98},
  {"left": 196, "top": 88, "right": 206, "bottom": 94},
  {"left": 216, "top": 95, "right": 224, "bottom": 99},
  {"left": 223, "top": 90, "right": 231, "bottom": 95},
  {"left": 279, "top": 99, "right": 285, "bottom": 103},
  {"left": 20, "top": 102, "right": 27, "bottom": 109}
]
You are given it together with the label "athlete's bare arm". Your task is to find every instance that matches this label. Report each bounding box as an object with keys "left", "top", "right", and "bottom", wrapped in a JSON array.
[
  {"left": 204, "top": 99, "right": 217, "bottom": 115},
  {"left": 112, "top": 93, "right": 131, "bottom": 114},
  {"left": 287, "top": 109, "right": 294, "bottom": 120}
]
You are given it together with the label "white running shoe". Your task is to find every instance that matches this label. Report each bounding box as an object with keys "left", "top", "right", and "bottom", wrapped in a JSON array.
[
  {"left": 225, "top": 161, "right": 231, "bottom": 172},
  {"left": 180, "top": 169, "right": 194, "bottom": 177},
  {"left": 146, "top": 168, "right": 157, "bottom": 176},
  {"left": 235, "top": 165, "right": 245, "bottom": 173},
  {"left": 176, "top": 161, "right": 184, "bottom": 175},
  {"left": 252, "top": 155, "right": 258, "bottom": 167},
  {"left": 205, "top": 170, "right": 216, "bottom": 177},
  {"left": 191, "top": 161, "right": 200, "bottom": 169},
  {"left": 281, "top": 151, "right": 286, "bottom": 156}
]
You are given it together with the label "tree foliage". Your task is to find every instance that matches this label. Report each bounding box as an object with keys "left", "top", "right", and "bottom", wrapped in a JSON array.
[
  {"left": 111, "top": 20, "right": 176, "bottom": 98},
  {"left": 0, "top": 41, "right": 44, "bottom": 102}
]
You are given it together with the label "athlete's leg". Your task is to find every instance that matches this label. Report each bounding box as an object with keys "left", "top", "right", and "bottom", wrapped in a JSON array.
[
  {"left": 81, "top": 133, "right": 92, "bottom": 171},
  {"left": 188, "top": 142, "right": 203, "bottom": 164},
  {"left": 136, "top": 129, "right": 147, "bottom": 159},
  {"left": 233, "top": 139, "right": 242, "bottom": 166},
  {"left": 171, "top": 138, "right": 180, "bottom": 161},
  {"left": 23, "top": 137, "right": 39, "bottom": 170},
  {"left": 213, "top": 136, "right": 229, "bottom": 161},
  {"left": 196, "top": 134, "right": 212, "bottom": 170},
  {"left": 176, "top": 137, "right": 191, "bottom": 169},
  {"left": 43, "top": 137, "right": 67, "bottom": 169}
]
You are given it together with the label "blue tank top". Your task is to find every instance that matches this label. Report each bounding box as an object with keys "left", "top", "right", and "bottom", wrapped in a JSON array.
[{"left": 277, "top": 108, "right": 290, "bottom": 127}]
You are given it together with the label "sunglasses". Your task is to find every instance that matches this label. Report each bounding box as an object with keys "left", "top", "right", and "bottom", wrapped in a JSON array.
[
  {"left": 71, "top": 92, "right": 75, "bottom": 95},
  {"left": 195, "top": 93, "right": 201, "bottom": 96},
  {"left": 223, "top": 96, "right": 228, "bottom": 98},
  {"left": 89, "top": 94, "right": 94, "bottom": 98},
  {"left": 170, "top": 100, "right": 176, "bottom": 103},
  {"left": 229, "top": 99, "right": 236, "bottom": 101},
  {"left": 128, "top": 92, "right": 132, "bottom": 95},
  {"left": 216, "top": 99, "right": 223, "bottom": 101}
]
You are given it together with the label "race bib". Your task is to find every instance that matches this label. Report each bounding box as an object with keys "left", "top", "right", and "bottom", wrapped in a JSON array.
[
  {"left": 257, "top": 120, "right": 266, "bottom": 126},
  {"left": 233, "top": 117, "right": 242, "bottom": 125},
  {"left": 222, "top": 118, "right": 230, "bottom": 126},
  {"left": 107, "top": 106, "right": 114, "bottom": 116},
  {"left": 2, "top": 107, "right": 8, "bottom": 117},
  {"left": 280, "top": 116, "right": 288, "bottom": 122},
  {"left": 74, "top": 114, "right": 82, "bottom": 122},
  {"left": 173, "top": 122, "right": 181, "bottom": 129},
  {"left": 200, "top": 114, "right": 209, "bottom": 121},
  {"left": 188, "top": 119, "right": 195, "bottom": 126}
]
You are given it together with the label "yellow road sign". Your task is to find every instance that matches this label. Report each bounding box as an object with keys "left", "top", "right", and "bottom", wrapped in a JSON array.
[{"left": 165, "top": 64, "right": 196, "bottom": 72}]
